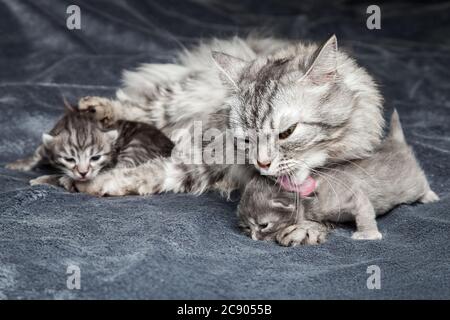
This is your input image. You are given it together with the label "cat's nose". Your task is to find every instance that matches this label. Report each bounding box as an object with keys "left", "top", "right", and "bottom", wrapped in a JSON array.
[
  {"left": 78, "top": 170, "right": 88, "bottom": 177},
  {"left": 257, "top": 160, "right": 271, "bottom": 169}
]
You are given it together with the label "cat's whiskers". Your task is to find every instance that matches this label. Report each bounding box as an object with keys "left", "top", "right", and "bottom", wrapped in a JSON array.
[
  {"left": 287, "top": 159, "right": 356, "bottom": 222},
  {"left": 319, "top": 166, "right": 372, "bottom": 190},
  {"left": 327, "top": 156, "right": 377, "bottom": 185},
  {"left": 286, "top": 170, "right": 301, "bottom": 222},
  {"left": 278, "top": 158, "right": 343, "bottom": 221}
]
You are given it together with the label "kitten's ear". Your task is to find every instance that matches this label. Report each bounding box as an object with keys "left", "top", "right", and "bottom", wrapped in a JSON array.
[
  {"left": 62, "top": 96, "right": 76, "bottom": 113},
  {"left": 387, "top": 109, "right": 406, "bottom": 143},
  {"left": 304, "top": 35, "right": 338, "bottom": 85},
  {"left": 105, "top": 129, "right": 119, "bottom": 143},
  {"left": 42, "top": 133, "right": 55, "bottom": 147},
  {"left": 271, "top": 194, "right": 296, "bottom": 210},
  {"left": 211, "top": 51, "right": 247, "bottom": 87}
]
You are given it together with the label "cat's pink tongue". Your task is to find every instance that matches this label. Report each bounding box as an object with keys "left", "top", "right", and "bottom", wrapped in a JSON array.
[{"left": 277, "top": 175, "right": 316, "bottom": 197}]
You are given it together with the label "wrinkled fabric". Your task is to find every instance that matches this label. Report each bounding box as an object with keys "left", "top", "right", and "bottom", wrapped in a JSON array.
[{"left": 0, "top": 0, "right": 449, "bottom": 299}]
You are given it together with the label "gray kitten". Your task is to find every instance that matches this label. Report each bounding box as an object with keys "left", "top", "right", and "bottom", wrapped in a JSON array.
[
  {"left": 6, "top": 100, "right": 173, "bottom": 190},
  {"left": 238, "top": 111, "right": 439, "bottom": 246}
]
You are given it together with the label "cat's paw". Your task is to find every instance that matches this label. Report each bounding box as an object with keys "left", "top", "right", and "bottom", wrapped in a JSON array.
[
  {"left": 351, "top": 230, "right": 382, "bottom": 240},
  {"left": 59, "top": 176, "right": 77, "bottom": 193},
  {"left": 276, "top": 221, "right": 328, "bottom": 247},
  {"left": 29, "top": 177, "right": 46, "bottom": 186},
  {"left": 6, "top": 159, "right": 33, "bottom": 171},
  {"left": 78, "top": 96, "right": 115, "bottom": 126},
  {"left": 75, "top": 176, "right": 127, "bottom": 197},
  {"left": 29, "top": 175, "right": 59, "bottom": 186}
]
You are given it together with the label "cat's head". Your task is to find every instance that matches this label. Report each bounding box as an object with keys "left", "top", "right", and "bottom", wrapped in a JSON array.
[
  {"left": 213, "top": 35, "right": 383, "bottom": 193},
  {"left": 42, "top": 112, "right": 118, "bottom": 181},
  {"left": 237, "top": 177, "right": 301, "bottom": 241}
]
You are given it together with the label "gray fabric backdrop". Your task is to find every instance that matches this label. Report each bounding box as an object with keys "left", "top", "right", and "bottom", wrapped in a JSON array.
[{"left": 0, "top": 0, "right": 449, "bottom": 299}]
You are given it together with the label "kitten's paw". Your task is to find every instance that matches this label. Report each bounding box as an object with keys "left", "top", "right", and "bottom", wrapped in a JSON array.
[
  {"left": 351, "top": 230, "right": 382, "bottom": 240},
  {"left": 59, "top": 176, "right": 77, "bottom": 193},
  {"left": 29, "top": 175, "right": 60, "bottom": 186},
  {"left": 29, "top": 177, "right": 45, "bottom": 186},
  {"left": 6, "top": 159, "right": 33, "bottom": 171},
  {"left": 74, "top": 180, "right": 105, "bottom": 197},
  {"left": 276, "top": 221, "right": 328, "bottom": 247},
  {"left": 419, "top": 190, "right": 439, "bottom": 203},
  {"left": 75, "top": 177, "right": 127, "bottom": 197},
  {"left": 78, "top": 96, "right": 115, "bottom": 126}
]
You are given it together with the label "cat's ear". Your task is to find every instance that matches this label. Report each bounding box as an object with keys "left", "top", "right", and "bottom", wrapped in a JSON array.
[
  {"left": 387, "top": 109, "right": 406, "bottom": 143},
  {"left": 271, "top": 194, "right": 296, "bottom": 210},
  {"left": 211, "top": 51, "right": 246, "bottom": 87},
  {"left": 304, "top": 35, "right": 338, "bottom": 85},
  {"left": 62, "top": 96, "right": 76, "bottom": 113},
  {"left": 105, "top": 129, "right": 119, "bottom": 143},
  {"left": 42, "top": 133, "right": 55, "bottom": 147}
]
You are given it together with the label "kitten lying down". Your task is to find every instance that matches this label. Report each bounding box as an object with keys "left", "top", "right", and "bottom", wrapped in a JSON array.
[
  {"left": 6, "top": 97, "right": 174, "bottom": 190},
  {"left": 238, "top": 110, "right": 439, "bottom": 245}
]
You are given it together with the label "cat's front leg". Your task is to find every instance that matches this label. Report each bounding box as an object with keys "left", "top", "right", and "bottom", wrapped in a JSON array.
[
  {"left": 74, "top": 159, "right": 171, "bottom": 196},
  {"left": 276, "top": 220, "right": 329, "bottom": 246},
  {"left": 30, "top": 174, "right": 63, "bottom": 187},
  {"left": 74, "top": 158, "right": 226, "bottom": 197},
  {"left": 74, "top": 171, "right": 129, "bottom": 196},
  {"left": 58, "top": 176, "right": 77, "bottom": 193},
  {"left": 78, "top": 96, "right": 152, "bottom": 126},
  {"left": 78, "top": 96, "right": 118, "bottom": 127},
  {"left": 350, "top": 192, "right": 382, "bottom": 240}
]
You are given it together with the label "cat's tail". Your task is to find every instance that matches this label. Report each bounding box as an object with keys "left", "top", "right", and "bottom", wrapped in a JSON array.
[
  {"left": 388, "top": 109, "right": 441, "bottom": 204},
  {"left": 387, "top": 109, "right": 407, "bottom": 144}
]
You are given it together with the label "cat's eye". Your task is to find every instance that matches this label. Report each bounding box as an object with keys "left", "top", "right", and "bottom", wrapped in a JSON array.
[
  {"left": 279, "top": 123, "right": 297, "bottom": 140},
  {"left": 64, "top": 157, "right": 75, "bottom": 163},
  {"left": 90, "top": 155, "right": 101, "bottom": 161},
  {"left": 239, "top": 224, "right": 251, "bottom": 234},
  {"left": 259, "top": 223, "right": 270, "bottom": 231}
]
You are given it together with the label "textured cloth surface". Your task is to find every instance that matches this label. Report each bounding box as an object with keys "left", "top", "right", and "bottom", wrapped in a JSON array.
[{"left": 0, "top": 0, "right": 449, "bottom": 299}]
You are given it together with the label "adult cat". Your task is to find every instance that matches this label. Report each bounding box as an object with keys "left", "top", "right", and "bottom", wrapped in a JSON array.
[{"left": 75, "top": 35, "right": 384, "bottom": 244}]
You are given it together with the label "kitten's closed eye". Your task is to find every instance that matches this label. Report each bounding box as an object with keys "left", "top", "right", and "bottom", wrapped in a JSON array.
[
  {"left": 259, "top": 222, "right": 273, "bottom": 232},
  {"left": 64, "top": 157, "right": 75, "bottom": 163},
  {"left": 90, "top": 155, "right": 101, "bottom": 161},
  {"left": 239, "top": 224, "right": 251, "bottom": 235}
]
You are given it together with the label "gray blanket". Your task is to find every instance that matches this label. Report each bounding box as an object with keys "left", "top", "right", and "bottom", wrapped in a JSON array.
[{"left": 0, "top": 0, "right": 449, "bottom": 299}]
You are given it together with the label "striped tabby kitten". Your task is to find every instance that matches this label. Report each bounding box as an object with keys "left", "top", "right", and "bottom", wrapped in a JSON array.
[
  {"left": 238, "top": 111, "right": 439, "bottom": 246},
  {"left": 6, "top": 105, "right": 173, "bottom": 190}
]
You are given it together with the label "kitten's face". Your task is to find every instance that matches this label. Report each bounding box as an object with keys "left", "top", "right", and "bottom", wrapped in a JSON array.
[
  {"left": 237, "top": 178, "right": 300, "bottom": 241},
  {"left": 214, "top": 36, "right": 354, "bottom": 189},
  {"left": 43, "top": 115, "right": 118, "bottom": 181}
]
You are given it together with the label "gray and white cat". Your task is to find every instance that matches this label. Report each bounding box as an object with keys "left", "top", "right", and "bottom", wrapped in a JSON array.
[
  {"left": 55, "top": 35, "right": 384, "bottom": 241},
  {"left": 238, "top": 111, "right": 439, "bottom": 246},
  {"left": 6, "top": 100, "right": 173, "bottom": 190},
  {"left": 70, "top": 35, "right": 383, "bottom": 194}
]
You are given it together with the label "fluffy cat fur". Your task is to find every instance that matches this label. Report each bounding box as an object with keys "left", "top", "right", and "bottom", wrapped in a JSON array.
[
  {"left": 50, "top": 35, "right": 385, "bottom": 240},
  {"left": 71, "top": 35, "right": 383, "bottom": 195},
  {"left": 238, "top": 111, "right": 439, "bottom": 246}
]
